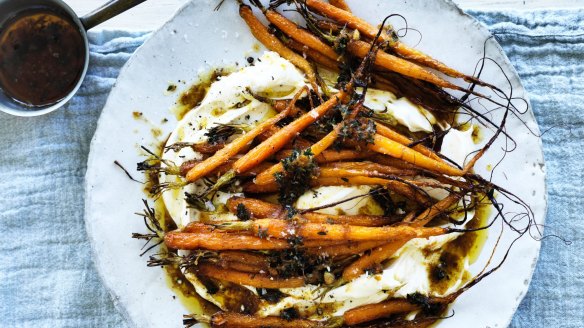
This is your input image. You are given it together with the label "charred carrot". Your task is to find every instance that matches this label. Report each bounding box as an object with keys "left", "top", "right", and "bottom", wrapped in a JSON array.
[
  {"left": 192, "top": 312, "right": 323, "bottom": 328},
  {"left": 196, "top": 263, "right": 305, "bottom": 288},
  {"left": 283, "top": 37, "right": 339, "bottom": 70},
  {"left": 342, "top": 239, "right": 408, "bottom": 281},
  {"left": 264, "top": 9, "right": 339, "bottom": 61},
  {"left": 348, "top": 40, "right": 461, "bottom": 90},
  {"left": 306, "top": 240, "right": 387, "bottom": 257},
  {"left": 329, "top": 0, "right": 351, "bottom": 12},
  {"left": 227, "top": 197, "right": 396, "bottom": 227},
  {"left": 276, "top": 149, "right": 373, "bottom": 163},
  {"left": 305, "top": 0, "right": 486, "bottom": 86},
  {"left": 343, "top": 298, "right": 419, "bottom": 325},
  {"left": 240, "top": 4, "right": 320, "bottom": 91},
  {"left": 232, "top": 94, "right": 343, "bottom": 174},
  {"left": 216, "top": 219, "right": 448, "bottom": 241}
]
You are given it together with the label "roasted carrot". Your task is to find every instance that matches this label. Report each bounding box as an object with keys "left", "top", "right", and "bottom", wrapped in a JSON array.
[
  {"left": 315, "top": 19, "right": 343, "bottom": 34},
  {"left": 256, "top": 125, "right": 280, "bottom": 142},
  {"left": 239, "top": 4, "right": 319, "bottom": 91},
  {"left": 166, "top": 231, "right": 346, "bottom": 250},
  {"left": 185, "top": 87, "right": 301, "bottom": 182},
  {"left": 305, "top": 0, "right": 483, "bottom": 85},
  {"left": 191, "top": 142, "right": 225, "bottom": 154},
  {"left": 368, "top": 134, "right": 464, "bottom": 176},
  {"left": 301, "top": 212, "right": 396, "bottom": 226},
  {"left": 217, "top": 251, "right": 269, "bottom": 268},
  {"left": 181, "top": 223, "right": 225, "bottom": 234},
  {"left": 198, "top": 312, "right": 322, "bottom": 328},
  {"left": 329, "top": 0, "right": 351, "bottom": 12},
  {"left": 391, "top": 42, "right": 475, "bottom": 82},
  {"left": 276, "top": 148, "right": 373, "bottom": 163},
  {"left": 180, "top": 159, "right": 273, "bottom": 177},
  {"left": 343, "top": 298, "right": 419, "bottom": 325},
  {"left": 306, "top": 240, "right": 386, "bottom": 257},
  {"left": 283, "top": 37, "right": 339, "bottom": 70},
  {"left": 252, "top": 122, "right": 342, "bottom": 185},
  {"left": 232, "top": 93, "right": 343, "bottom": 174},
  {"left": 305, "top": 0, "right": 379, "bottom": 39},
  {"left": 348, "top": 40, "right": 461, "bottom": 91},
  {"left": 272, "top": 99, "right": 303, "bottom": 116},
  {"left": 226, "top": 197, "right": 284, "bottom": 219},
  {"left": 244, "top": 175, "right": 431, "bottom": 206},
  {"left": 312, "top": 176, "right": 432, "bottom": 205},
  {"left": 370, "top": 154, "right": 421, "bottom": 170},
  {"left": 196, "top": 263, "right": 305, "bottom": 288},
  {"left": 342, "top": 239, "right": 408, "bottom": 281},
  {"left": 264, "top": 9, "right": 339, "bottom": 61},
  {"left": 318, "top": 166, "right": 409, "bottom": 179},
  {"left": 284, "top": 137, "right": 314, "bottom": 150},
  {"left": 177, "top": 223, "right": 347, "bottom": 247},
  {"left": 217, "top": 219, "right": 448, "bottom": 241},
  {"left": 227, "top": 197, "right": 396, "bottom": 227},
  {"left": 407, "top": 193, "right": 462, "bottom": 226},
  {"left": 165, "top": 231, "right": 291, "bottom": 250},
  {"left": 253, "top": 100, "right": 371, "bottom": 186},
  {"left": 323, "top": 161, "right": 419, "bottom": 176},
  {"left": 216, "top": 259, "right": 263, "bottom": 274},
  {"left": 373, "top": 121, "right": 443, "bottom": 161}
]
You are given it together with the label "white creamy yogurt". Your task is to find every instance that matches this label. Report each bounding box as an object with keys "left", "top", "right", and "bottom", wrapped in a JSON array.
[
  {"left": 316, "top": 69, "right": 439, "bottom": 134},
  {"left": 257, "top": 232, "right": 463, "bottom": 318},
  {"left": 296, "top": 185, "right": 383, "bottom": 216},
  {"left": 364, "top": 91, "right": 437, "bottom": 133},
  {"left": 441, "top": 126, "right": 476, "bottom": 168},
  {"left": 161, "top": 51, "right": 307, "bottom": 227}
]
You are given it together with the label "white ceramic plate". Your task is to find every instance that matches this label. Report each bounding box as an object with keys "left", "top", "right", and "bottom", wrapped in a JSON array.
[{"left": 85, "top": 0, "right": 546, "bottom": 327}]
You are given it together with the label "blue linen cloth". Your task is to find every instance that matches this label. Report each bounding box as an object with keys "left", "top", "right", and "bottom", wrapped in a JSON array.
[{"left": 0, "top": 9, "right": 583, "bottom": 328}]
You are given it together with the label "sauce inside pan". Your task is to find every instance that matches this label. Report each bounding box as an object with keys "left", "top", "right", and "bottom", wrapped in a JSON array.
[{"left": 0, "top": 7, "right": 86, "bottom": 107}]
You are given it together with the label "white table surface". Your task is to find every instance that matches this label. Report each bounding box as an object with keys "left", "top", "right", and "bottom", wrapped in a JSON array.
[{"left": 65, "top": 0, "right": 584, "bottom": 30}]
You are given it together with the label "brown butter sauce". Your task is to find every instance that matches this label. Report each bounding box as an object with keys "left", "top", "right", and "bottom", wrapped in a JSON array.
[{"left": 0, "top": 7, "right": 85, "bottom": 107}]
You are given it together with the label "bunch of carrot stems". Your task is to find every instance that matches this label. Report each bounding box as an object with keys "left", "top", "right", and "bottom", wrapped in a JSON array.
[{"left": 139, "top": 1, "right": 514, "bottom": 327}]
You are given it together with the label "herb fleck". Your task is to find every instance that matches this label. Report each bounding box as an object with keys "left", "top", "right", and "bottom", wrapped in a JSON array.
[{"left": 236, "top": 203, "right": 251, "bottom": 221}]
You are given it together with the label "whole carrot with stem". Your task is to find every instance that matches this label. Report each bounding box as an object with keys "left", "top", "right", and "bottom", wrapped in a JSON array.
[
  {"left": 276, "top": 148, "right": 373, "bottom": 163},
  {"left": 196, "top": 263, "right": 305, "bottom": 288},
  {"left": 185, "top": 312, "right": 330, "bottom": 328},
  {"left": 215, "top": 218, "right": 448, "bottom": 241},
  {"left": 166, "top": 230, "right": 346, "bottom": 250}
]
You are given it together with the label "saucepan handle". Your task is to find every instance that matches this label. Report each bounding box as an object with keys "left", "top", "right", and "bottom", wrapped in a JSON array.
[{"left": 80, "top": 0, "right": 147, "bottom": 30}]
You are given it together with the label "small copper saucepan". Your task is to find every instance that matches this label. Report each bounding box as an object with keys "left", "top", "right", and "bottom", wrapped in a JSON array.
[{"left": 0, "top": 0, "right": 146, "bottom": 117}]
